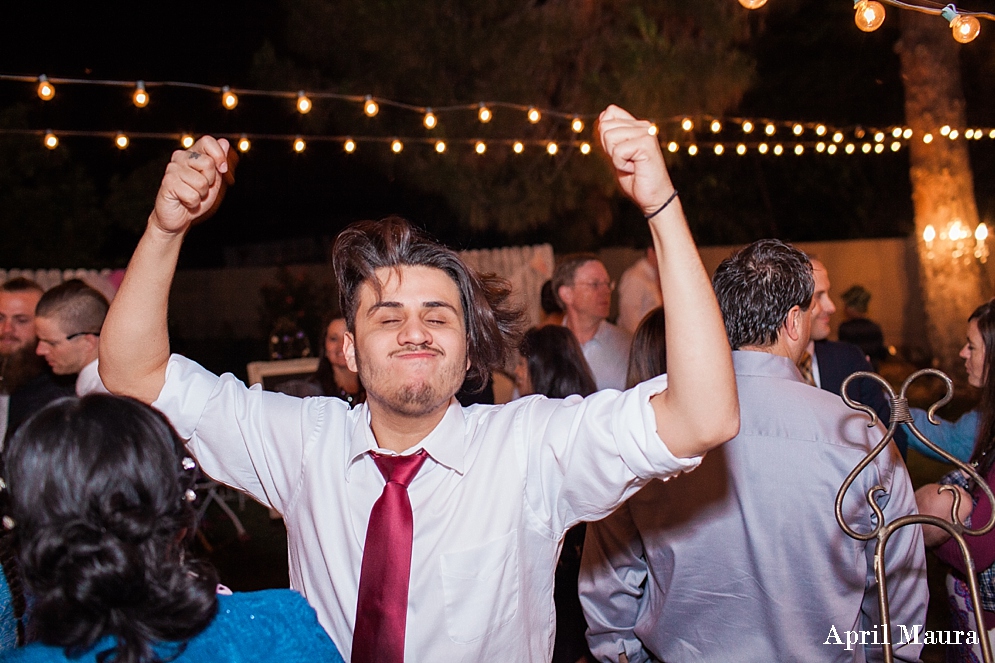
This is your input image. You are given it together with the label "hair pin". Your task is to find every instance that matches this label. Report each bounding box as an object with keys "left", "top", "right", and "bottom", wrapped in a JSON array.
[
  {"left": 0, "top": 477, "right": 6, "bottom": 491},
  {"left": 184, "top": 489, "right": 197, "bottom": 503},
  {"left": 2, "top": 516, "right": 14, "bottom": 530},
  {"left": 182, "top": 457, "right": 196, "bottom": 471}
]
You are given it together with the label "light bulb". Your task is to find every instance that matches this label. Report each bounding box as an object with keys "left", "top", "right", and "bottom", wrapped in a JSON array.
[
  {"left": 180, "top": 134, "right": 195, "bottom": 149},
  {"left": 546, "top": 141, "right": 558, "bottom": 155},
  {"left": 854, "top": 1, "right": 886, "bottom": 32},
  {"left": 966, "top": 129, "right": 976, "bottom": 139},
  {"left": 923, "top": 225, "right": 936, "bottom": 242},
  {"left": 579, "top": 142, "right": 591, "bottom": 155},
  {"left": 846, "top": 144, "right": 856, "bottom": 154},
  {"left": 344, "top": 139, "right": 356, "bottom": 153},
  {"left": 774, "top": 144, "right": 784, "bottom": 155},
  {"left": 792, "top": 124, "right": 804, "bottom": 136},
  {"left": 43, "top": 132, "right": 58, "bottom": 149},
  {"left": 742, "top": 121, "right": 754, "bottom": 134},
  {"left": 827, "top": 144, "right": 837, "bottom": 154},
  {"left": 133, "top": 81, "right": 149, "bottom": 108},
  {"left": 435, "top": 140, "right": 446, "bottom": 153},
  {"left": 478, "top": 104, "right": 492, "bottom": 123},
  {"left": 950, "top": 13, "right": 981, "bottom": 43},
  {"left": 816, "top": 142, "right": 826, "bottom": 152},
  {"left": 736, "top": 143, "right": 746, "bottom": 155},
  {"left": 221, "top": 86, "right": 238, "bottom": 110},
  {"left": 364, "top": 96, "right": 379, "bottom": 117},
  {"left": 296, "top": 92, "right": 312, "bottom": 114},
  {"left": 513, "top": 141, "right": 524, "bottom": 154},
  {"left": 714, "top": 144, "right": 724, "bottom": 155},
  {"left": 475, "top": 141, "right": 486, "bottom": 155},
  {"left": 293, "top": 137, "right": 306, "bottom": 153},
  {"left": 391, "top": 139, "right": 403, "bottom": 154},
  {"left": 892, "top": 127, "right": 902, "bottom": 138},
  {"left": 862, "top": 143, "right": 872, "bottom": 153},
  {"left": 758, "top": 143, "right": 769, "bottom": 154},
  {"left": 977, "top": 223, "right": 989, "bottom": 241},
  {"left": 874, "top": 131, "right": 885, "bottom": 142},
  {"left": 903, "top": 128, "right": 913, "bottom": 139},
  {"left": 738, "top": 0, "right": 768, "bottom": 8},
  {"left": 950, "top": 129, "right": 959, "bottom": 140},
  {"left": 237, "top": 136, "right": 251, "bottom": 152},
  {"left": 667, "top": 142, "right": 679, "bottom": 153},
  {"left": 115, "top": 133, "right": 129, "bottom": 150},
  {"left": 874, "top": 143, "right": 884, "bottom": 153},
  {"left": 941, "top": 125, "right": 951, "bottom": 136},
  {"left": 923, "top": 133, "right": 934, "bottom": 144},
  {"left": 710, "top": 120, "right": 722, "bottom": 133},
  {"left": 528, "top": 107, "right": 542, "bottom": 124},
  {"left": 765, "top": 123, "right": 776, "bottom": 136},
  {"left": 833, "top": 132, "right": 844, "bottom": 143},
  {"left": 816, "top": 125, "right": 827, "bottom": 136},
  {"left": 571, "top": 117, "right": 584, "bottom": 133},
  {"left": 681, "top": 118, "right": 694, "bottom": 131},
  {"left": 37, "top": 75, "right": 54, "bottom": 101},
  {"left": 891, "top": 141, "right": 901, "bottom": 152},
  {"left": 648, "top": 124, "right": 658, "bottom": 136},
  {"left": 990, "top": 130, "right": 995, "bottom": 139},
  {"left": 794, "top": 144, "right": 804, "bottom": 155},
  {"left": 688, "top": 145, "right": 698, "bottom": 156},
  {"left": 424, "top": 110, "right": 437, "bottom": 129}
]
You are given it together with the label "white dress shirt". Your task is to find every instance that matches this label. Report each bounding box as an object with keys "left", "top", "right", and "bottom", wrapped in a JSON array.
[
  {"left": 580, "top": 320, "right": 632, "bottom": 391},
  {"left": 75, "top": 359, "right": 109, "bottom": 396},
  {"left": 154, "top": 354, "right": 698, "bottom": 662}
]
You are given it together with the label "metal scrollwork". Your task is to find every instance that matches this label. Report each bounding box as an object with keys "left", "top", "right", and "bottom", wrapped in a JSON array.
[{"left": 836, "top": 368, "right": 995, "bottom": 663}]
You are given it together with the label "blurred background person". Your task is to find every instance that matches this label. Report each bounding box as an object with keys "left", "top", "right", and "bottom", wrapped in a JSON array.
[
  {"left": 838, "top": 284, "right": 888, "bottom": 371},
  {"left": 33, "top": 279, "right": 109, "bottom": 397},
  {"left": 311, "top": 314, "right": 365, "bottom": 406},
  {"left": 1, "top": 394, "right": 343, "bottom": 663},
  {"left": 539, "top": 280, "right": 564, "bottom": 328},
  {"left": 516, "top": 324, "right": 597, "bottom": 663},
  {"left": 625, "top": 307, "right": 667, "bottom": 389},
  {"left": 617, "top": 246, "right": 662, "bottom": 336}
]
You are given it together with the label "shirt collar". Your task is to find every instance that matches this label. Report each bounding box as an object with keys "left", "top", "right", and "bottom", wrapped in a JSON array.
[
  {"left": 346, "top": 398, "right": 467, "bottom": 480},
  {"left": 732, "top": 349, "right": 806, "bottom": 383}
]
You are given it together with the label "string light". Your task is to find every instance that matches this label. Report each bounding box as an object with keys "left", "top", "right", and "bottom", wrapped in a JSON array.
[
  {"left": 579, "top": 142, "right": 591, "bottom": 154},
  {"left": 923, "top": 224, "right": 937, "bottom": 242},
  {"left": 854, "top": 1, "right": 887, "bottom": 32},
  {"left": 237, "top": 135, "right": 251, "bottom": 152},
  {"left": 827, "top": 144, "right": 838, "bottom": 154},
  {"left": 296, "top": 91, "right": 312, "bottom": 114},
  {"left": 37, "top": 75, "right": 54, "bottom": 100},
  {"left": 765, "top": 123, "right": 776, "bottom": 136},
  {"left": 512, "top": 141, "right": 524, "bottom": 154},
  {"left": 43, "top": 132, "right": 58, "bottom": 149},
  {"left": 862, "top": 143, "right": 872, "bottom": 153},
  {"left": 475, "top": 141, "right": 486, "bottom": 154},
  {"left": 846, "top": 143, "right": 856, "bottom": 154},
  {"left": 903, "top": 128, "right": 913, "bottom": 139},
  {"left": 794, "top": 144, "right": 805, "bottom": 155},
  {"left": 221, "top": 86, "right": 238, "bottom": 110},
  {"left": 714, "top": 144, "right": 724, "bottom": 155},
  {"left": 758, "top": 143, "right": 769, "bottom": 154},
  {"left": 793, "top": 124, "right": 804, "bottom": 136},
  {"left": 833, "top": 132, "right": 844, "bottom": 143},
  {"left": 571, "top": 117, "right": 584, "bottom": 133},
  {"left": 941, "top": 125, "right": 951, "bottom": 136},
  {"left": 923, "top": 133, "right": 934, "bottom": 143},
  {"left": 435, "top": 140, "right": 446, "bottom": 153},
  {"left": 363, "top": 96, "right": 379, "bottom": 117},
  {"left": 949, "top": 129, "right": 959, "bottom": 139},
  {"left": 391, "top": 139, "right": 403, "bottom": 153},
  {"left": 344, "top": 139, "right": 356, "bottom": 153},
  {"left": 943, "top": 5, "right": 982, "bottom": 43},
  {"left": 738, "top": 0, "right": 768, "bottom": 8},
  {"left": 667, "top": 141, "right": 679, "bottom": 153},
  {"left": 873, "top": 131, "right": 884, "bottom": 142},
  {"left": 710, "top": 120, "right": 722, "bottom": 133},
  {"left": 892, "top": 127, "right": 902, "bottom": 138},
  {"left": 681, "top": 118, "right": 694, "bottom": 131},
  {"left": 891, "top": 141, "right": 901, "bottom": 151},
  {"left": 423, "top": 109, "right": 437, "bottom": 129},
  {"left": 546, "top": 141, "right": 558, "bottom": 155},
  {"left": 293, "top": 137, "right": 306, "bottom": 153},
  {"left": 816, "top": 125, "right": 827, "bottom": 136},
  {"left": 736, "top": 143, "right": 747, "bottom": 155},
  {"left": 180, "top": 134, "right": 195, "bottom": 148},
  {"left": 114, "top": 133, "right": 129, "bottom": 149},
  {"left": 133, "top": 81, "right": 149, "bottom": 108},
  {"left": 816, "top": 142, "right": 826, "bottom": 152},
  {"left": 528, "top": 107, "right": 541, "bottom": 124},
  {"left": 967, "top": 128, "right": 975, "bottom": 139},
  {"left": 773, "top": 144, "right": 784, "bottom": 155},
  {"left": 648, "top": 124, "right": 659, "bottom": 136},
  {"left": 742, "top": 121, "right": 754, "bottom": 133},
  {"left": 478, "top": 104, "right": 492, "bottom": 123},
  {"left": 688, "top": 145, "right": 698, "bottom": 156},
  {"left": 874, "top": 143, "right": 885, "bottom": 153}
]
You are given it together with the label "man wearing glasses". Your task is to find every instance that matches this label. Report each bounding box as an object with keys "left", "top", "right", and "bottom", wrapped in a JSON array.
[
  {"left": 553, "top": 254, "right": 631, "bottom": 390},
  {"left": 34, "top": 279, "right": 109, "bottom": 396}
]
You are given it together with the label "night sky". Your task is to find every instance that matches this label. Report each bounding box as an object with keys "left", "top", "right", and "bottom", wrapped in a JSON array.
[{"left": 1, "top": 0, "right": 994, "bottom": 266}]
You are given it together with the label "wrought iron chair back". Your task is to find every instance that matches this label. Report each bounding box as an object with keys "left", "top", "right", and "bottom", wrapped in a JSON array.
[{"left": 837, "top": 368, "right": 995, "bottom": 663}]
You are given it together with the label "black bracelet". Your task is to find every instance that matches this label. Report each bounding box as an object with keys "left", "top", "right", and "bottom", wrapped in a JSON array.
[{"left": 644, "top": 190, "right": 679, "bottom": 220}]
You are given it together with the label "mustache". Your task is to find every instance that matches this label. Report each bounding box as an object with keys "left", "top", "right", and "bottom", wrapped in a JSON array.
[{"left": 390, "top": 343, "right": 443, "bottom": 358}]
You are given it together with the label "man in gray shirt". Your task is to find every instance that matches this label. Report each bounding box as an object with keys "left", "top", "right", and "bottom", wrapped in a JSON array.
[{"left": 579, "top": 239, "right": 927, "bottom": 663}]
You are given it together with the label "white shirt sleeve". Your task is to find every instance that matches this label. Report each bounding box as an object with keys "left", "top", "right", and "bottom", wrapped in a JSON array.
[
  {"left": 517, "top": 374, "right": 702, "bottom": 535},
  {"left": 153, "top": 354, "right": 346, "bottom": 513}
]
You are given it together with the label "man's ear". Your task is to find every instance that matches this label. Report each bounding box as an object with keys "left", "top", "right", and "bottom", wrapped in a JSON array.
[
  {"left": 784, "top": 305, "right": 803, "bottom": 342},
  {"left": 343, "top": 332, "right": 358, "bottom": 372},
  {"left": 557, "top": 284, "right": 573, "bottom": 308},
  {"left": 84, "top": 333, "right": 100, "bottom": 360}
]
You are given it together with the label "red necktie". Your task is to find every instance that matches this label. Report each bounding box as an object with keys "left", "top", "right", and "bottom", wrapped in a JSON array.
[{"left": 352, "top": 450, "right": 428, "bottom": 663}]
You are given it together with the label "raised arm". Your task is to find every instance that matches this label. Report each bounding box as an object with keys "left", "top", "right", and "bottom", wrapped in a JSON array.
[
  {"left": 597, "top": 105, "right": 738, "bottom": 457},
  {"left": 99, "top": 137, "right": 234, "bottom": 403}
]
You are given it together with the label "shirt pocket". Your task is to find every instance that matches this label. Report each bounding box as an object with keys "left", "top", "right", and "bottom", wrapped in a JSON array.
[{"left": 439, "top": 529, "right": 520, "bottom": 644}]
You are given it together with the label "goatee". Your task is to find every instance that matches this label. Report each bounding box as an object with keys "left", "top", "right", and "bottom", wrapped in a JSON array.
[{"left": 0, "top": 347, "right": 49, "bottom": 395}]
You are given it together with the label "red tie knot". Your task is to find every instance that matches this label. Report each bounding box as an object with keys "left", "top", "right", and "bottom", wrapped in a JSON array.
[{"left": 374, "top": 450, "right": 428, "bottom": 488}]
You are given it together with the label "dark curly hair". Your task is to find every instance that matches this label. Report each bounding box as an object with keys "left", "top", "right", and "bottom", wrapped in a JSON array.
[
  {"left": 2, "top": 395, "right": 219, "bottom": 663},
  {"left": 332, "top": 216, "right": 525, "bottom": 393}
]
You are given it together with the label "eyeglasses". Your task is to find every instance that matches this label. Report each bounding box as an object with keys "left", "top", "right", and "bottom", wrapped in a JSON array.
[
  {"left": 36, "top": 331, "right": 100, "bottom": 348},
  {"left": 66, "top": 331, "right": 100, "bottom": 341},
  {"left": 571, "top": 280, "right": 616, "bottom": 292}
]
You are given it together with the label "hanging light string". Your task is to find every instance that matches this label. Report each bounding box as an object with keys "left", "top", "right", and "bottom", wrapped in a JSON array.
[
  {"left": 4, "top": 74, "right": 994, "bottom": 154},
  {"left": 738, "top": 1, "right": 994, "bottom": 43}
]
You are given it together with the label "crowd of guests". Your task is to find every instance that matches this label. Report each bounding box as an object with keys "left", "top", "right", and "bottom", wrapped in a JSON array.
[{"left": 0, "top": 103, "right": 989, "bottom": 663}]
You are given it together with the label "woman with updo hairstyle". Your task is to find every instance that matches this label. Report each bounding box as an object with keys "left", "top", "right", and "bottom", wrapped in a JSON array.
[{"left": 1, "top": 394, "right": 342, "bottom": 663}]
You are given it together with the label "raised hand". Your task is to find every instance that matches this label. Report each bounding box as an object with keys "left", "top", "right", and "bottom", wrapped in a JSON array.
[
  {"left": 151, "top": 136, "right": 236, "bottom": 236},
  {"left": 596, "top": 105, "right": 674, "bottom": 216}
]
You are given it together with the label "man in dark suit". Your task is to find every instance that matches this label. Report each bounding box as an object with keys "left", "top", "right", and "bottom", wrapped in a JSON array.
[{"left": 801, "top": 259, "right": 908, "bottom": 457}]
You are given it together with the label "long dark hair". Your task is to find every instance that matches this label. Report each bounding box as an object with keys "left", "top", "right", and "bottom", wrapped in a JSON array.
[
  {"left": 626, "top": 307, "right": 667, "bottom": 389},
  {"left": 2, "top": 395, "right": 219, "bottom": 663},
  {"left": 519, "top": 326, "right": 597, "bottom": 399},
  {"left": 332, "top": 217, "right": 525, "bottom": 393},
  {"left": 970, "top": 300, "right": 995, "bottom": 478}
]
